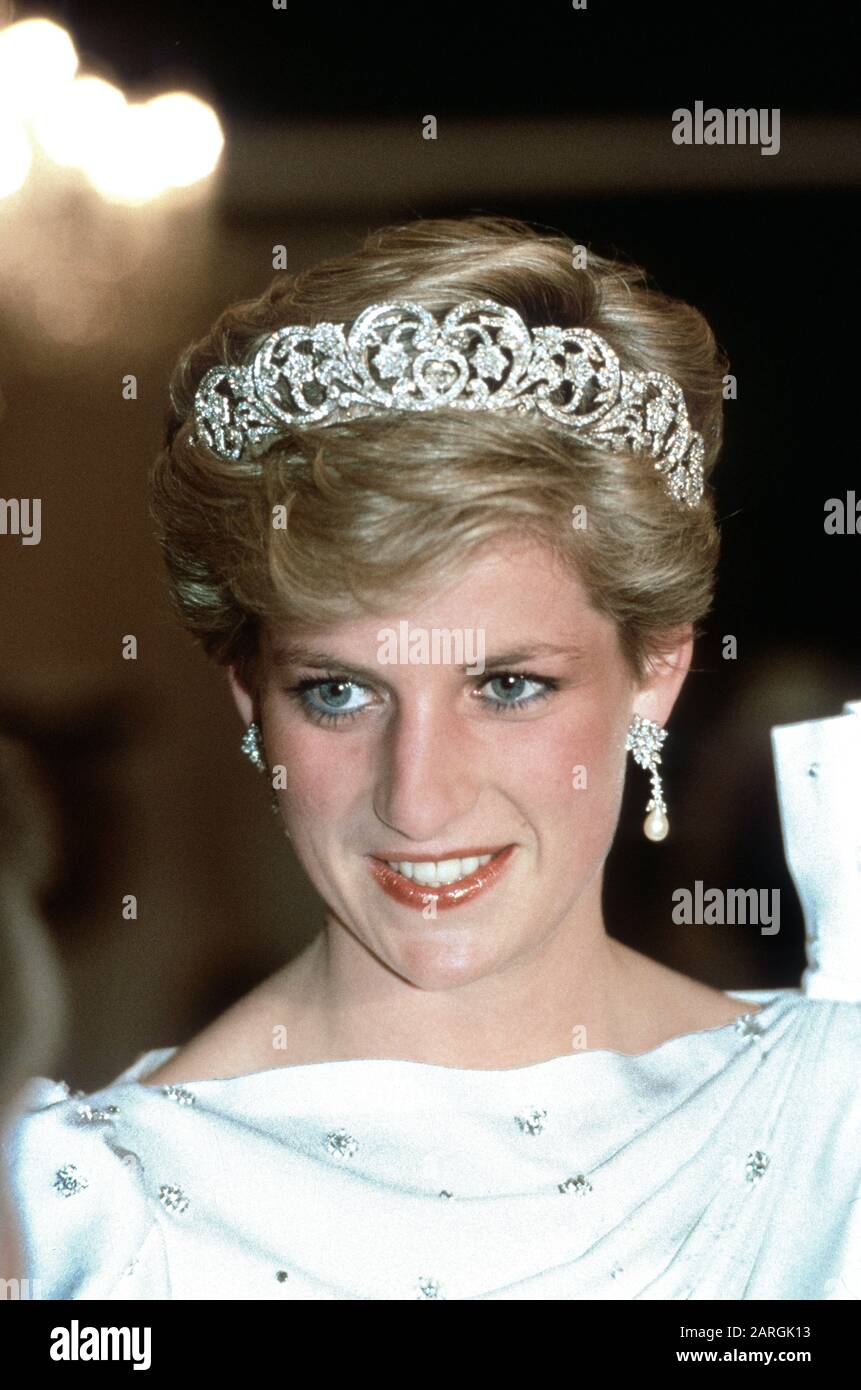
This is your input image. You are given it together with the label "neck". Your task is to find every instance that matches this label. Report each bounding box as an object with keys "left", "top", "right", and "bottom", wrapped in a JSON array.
[{"left": 284, "top": 876, "right": 642, "bottom": 1070}]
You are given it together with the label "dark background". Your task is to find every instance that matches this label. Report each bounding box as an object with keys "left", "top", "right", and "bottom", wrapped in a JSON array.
[
  {"left": 2, "top": 0, "right": 859, "bottom": 1086},
  {"left": 29, "top": 3, "right": 849, "bottom": 119}
]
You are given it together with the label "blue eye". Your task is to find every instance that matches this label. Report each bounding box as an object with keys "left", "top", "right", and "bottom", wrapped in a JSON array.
[
  {"left": 478, "top": 673, "right": 555, "bottom": 711},
  {"left": 286, "top": 669, "right": 558, "bottom": 728},
  {"left": 293, "top": 678, "right": 373, "bottom": 724}
]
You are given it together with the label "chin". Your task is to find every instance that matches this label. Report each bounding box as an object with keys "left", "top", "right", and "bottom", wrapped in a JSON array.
[{"left": 376, "top": 922, "right": 526, "bottom": 991}]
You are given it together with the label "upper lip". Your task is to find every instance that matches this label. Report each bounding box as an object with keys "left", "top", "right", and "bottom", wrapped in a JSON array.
[{"left": 370, "top": 846, "right": 509, "bottom": 862}]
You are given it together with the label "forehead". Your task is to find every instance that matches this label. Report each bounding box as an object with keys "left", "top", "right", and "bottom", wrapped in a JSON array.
[{"left": 263, "top": 537, "right": 618, "bottom": 662}]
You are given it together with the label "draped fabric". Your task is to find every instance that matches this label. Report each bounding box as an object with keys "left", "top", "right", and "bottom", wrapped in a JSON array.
[{"left": 4, "top": 702, "right": 861, "bottom": 1300}]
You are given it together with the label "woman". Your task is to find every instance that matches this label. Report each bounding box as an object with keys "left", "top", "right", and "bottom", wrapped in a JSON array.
[{"left": 5, "top": 216, "right": 860, "bottom": 1299}]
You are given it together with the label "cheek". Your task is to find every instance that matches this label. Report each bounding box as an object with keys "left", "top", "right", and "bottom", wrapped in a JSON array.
[
  {"left": 266, "top": 709, "right": 369, "bottom": 820},
  {"left": 498, "top": 705, "right": 626, "bottom": 807},
  {"left": 506, "top": 716, "right": 628, "bottom": 872}
]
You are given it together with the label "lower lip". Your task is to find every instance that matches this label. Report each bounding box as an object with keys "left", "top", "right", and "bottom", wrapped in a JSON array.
[{"left": 368, "top": 845, "right": 516, "bottom": 912}]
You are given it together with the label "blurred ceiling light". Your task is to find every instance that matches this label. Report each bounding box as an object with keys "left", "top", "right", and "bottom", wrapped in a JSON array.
[
  {"left": 0, "top": 117, "right": 32, "bottom": 197},
  {"left": 0, "top": 18, "right": 78, "bottom": 122},
  {"left": 81, "top": 91, "right": 224, "bottom": 204},
  {"left": 140, "top": 93, "right": 225, "bottom": 188},
  {"left": 32, "top": 75, "right": 127, "bottom": 168},
  {"left": 0, "top": 18, "right": 223, "bottom": 203},
  {"left": 78, "top": 103, "right": 161, "bottom": 203}
]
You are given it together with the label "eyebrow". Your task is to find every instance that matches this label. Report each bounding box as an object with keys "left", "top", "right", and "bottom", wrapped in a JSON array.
[{"left": 268, "top": 641, "right": 586, "bottom": 678}]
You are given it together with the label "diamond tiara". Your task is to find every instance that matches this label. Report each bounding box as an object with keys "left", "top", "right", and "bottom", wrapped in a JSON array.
[{"left": 190, "top": 298, "right": 706, "bottom": 507}]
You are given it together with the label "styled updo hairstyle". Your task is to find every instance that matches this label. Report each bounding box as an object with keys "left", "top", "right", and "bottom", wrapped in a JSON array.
[{"left": 150, "top": 216, "right": 727, "bottom": 690}]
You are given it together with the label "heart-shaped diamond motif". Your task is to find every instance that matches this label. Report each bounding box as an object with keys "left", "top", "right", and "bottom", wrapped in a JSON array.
[{"left": 414, "top": 351, "right": 468, "bottom": 401}]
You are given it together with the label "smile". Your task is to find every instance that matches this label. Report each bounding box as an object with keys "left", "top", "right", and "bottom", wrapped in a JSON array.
[
  {"left": 382, "top": 853, "right": 494, "bottom": 885},
  {"left": 367, "top": 845, "right": 515, "bottom": 911}
]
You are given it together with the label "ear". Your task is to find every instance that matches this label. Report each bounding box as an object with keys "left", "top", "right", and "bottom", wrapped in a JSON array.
[
  {"left": 227, "top": 663, "right": 256, "bottom": 728},
  {"left": 632, "top": 626, "right": 693, "bottom": 728}
]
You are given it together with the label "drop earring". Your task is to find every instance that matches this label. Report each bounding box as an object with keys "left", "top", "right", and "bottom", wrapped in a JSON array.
[
  {"left": 625, "top": 713, "right": 669, "bottom": 841},
  {"left": 240, "top": 722, "right": 266, "bottom": 773},
  {"left": 240, "top": 721, "right": 287, "bottom": 827}
]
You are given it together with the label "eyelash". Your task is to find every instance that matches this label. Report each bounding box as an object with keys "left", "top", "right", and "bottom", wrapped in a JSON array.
[{"left": 285, "top": 670, "right": 559, "bottom": 727}]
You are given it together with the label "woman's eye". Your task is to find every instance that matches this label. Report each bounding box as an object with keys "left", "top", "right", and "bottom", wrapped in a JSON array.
[
  {"left": 297, "top": 679, "right": 374, "bottom": 722},
  {"left": 478, "top": 673, "right": 553, "bottom": 710}
]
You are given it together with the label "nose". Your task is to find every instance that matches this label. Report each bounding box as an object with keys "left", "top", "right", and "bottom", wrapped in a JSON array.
[{"left": 373, "top": 695, "right": 481, "bottom": 842}]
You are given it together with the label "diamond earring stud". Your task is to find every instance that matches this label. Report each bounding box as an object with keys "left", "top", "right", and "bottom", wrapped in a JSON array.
[{"left": 240, "top": 721, "right": 266, "bottom": 773}]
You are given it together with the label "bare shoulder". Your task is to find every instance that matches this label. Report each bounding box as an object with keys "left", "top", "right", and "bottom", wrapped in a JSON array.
[
  {"left": 140, "top": 997, "right": 263, "bottom": 1088},
  {"left": 611, "top": 941, "right": 765, "bottom": 1051}
]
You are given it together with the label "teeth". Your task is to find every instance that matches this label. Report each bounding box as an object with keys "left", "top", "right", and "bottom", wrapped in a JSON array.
[{"left": 385, "top": 853, "right": 494, "bottom": 886}]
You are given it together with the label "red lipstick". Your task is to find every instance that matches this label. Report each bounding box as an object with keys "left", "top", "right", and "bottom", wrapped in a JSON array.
[{"left": 368, "top": 845, "right": 515, "bottom": 912}]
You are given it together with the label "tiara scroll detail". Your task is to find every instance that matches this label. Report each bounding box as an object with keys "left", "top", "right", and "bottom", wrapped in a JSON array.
[{"left": 191, "top": 299, "right": 705, "bottom": 507}]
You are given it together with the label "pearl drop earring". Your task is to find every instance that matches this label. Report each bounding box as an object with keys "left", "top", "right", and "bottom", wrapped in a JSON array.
[{"left": 625, "top": 713, "right": 669, "bottom": 841}]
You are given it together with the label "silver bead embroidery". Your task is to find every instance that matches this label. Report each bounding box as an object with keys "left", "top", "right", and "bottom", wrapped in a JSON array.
[
  {"left": 326, "top": 1129, "right": 359, "bottom": 1159},
  {"left": 515, "top": 1108, "right": 547, "bottom": 1135},
  {"left": 745, "top": 1150, "right": 770, "bottom": 1183},
  {"left": 558, "top": 1174, "right": 593, "bottom": 1195},
  {"left": 417, "top": 1276, "right": 445, "bottom": 1299},
  {"left": 162, "top": 1085, "right": 196, "bottom": 1106},
  {"left": 276, "top": 1270, "right": 289, "bottom": 1283},
  {"left": 734, "top": 1013, "right": 765, "bottom": 1040},
  {"left": 158, "top": 1183, "right": 190, "bottom": 1213},
  {"left": 75, "top": 1103, "right": 119, "bottom": 1123},
  {"left": 53, "top": 1163, "right": 88, "bottom": 1196},
  {"left": 438, "top": 1190, "right": 454, "bottom": 1200}
]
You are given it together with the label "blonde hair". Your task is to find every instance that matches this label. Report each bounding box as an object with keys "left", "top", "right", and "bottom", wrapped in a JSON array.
[{"left": 150, "top": 215, "right": 727, "bottom": 689}]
